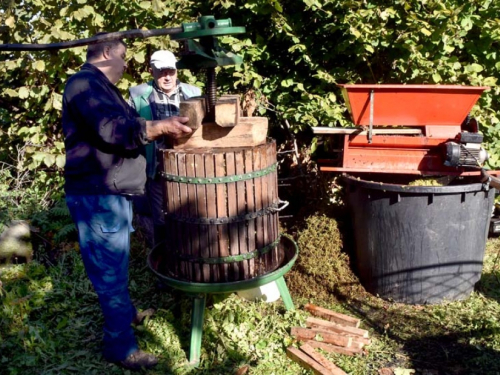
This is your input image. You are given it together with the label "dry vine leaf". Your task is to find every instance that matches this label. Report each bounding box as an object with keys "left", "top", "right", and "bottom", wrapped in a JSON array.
[
  {"left": 234, "top": 364, "right": 249, "bottom": 375},
  {"left": 242, "top": 89, "right": 268, "bottom": 117},
  {"left": 242, "top": 89, "right": 257, "bottom": 117}
]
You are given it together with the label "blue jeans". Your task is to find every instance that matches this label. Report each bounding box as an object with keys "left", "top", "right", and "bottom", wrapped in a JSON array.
[{"left": 66, "top": 194, "right": 138, "bottom": 362}]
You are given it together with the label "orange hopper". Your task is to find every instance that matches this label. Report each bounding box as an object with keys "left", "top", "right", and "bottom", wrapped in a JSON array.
[{"left": 314, "top": 84, "right": 490, "bottom": 175}]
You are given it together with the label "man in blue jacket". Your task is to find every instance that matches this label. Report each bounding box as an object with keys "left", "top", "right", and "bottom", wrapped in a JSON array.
[
  {"left": 128, "top": 50, "right": 201, "bottom": 247},
  {"left": 62, "top": 37, "right": 192, "bottom": 370}
]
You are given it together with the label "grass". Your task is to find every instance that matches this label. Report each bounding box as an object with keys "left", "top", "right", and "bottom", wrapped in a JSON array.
[{"left": 2, "top": 214, "right": 500, "bottom": 374}]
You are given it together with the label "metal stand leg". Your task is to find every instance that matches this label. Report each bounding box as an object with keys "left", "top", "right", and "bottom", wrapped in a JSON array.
[
  {"left": 189, "top": 294, "right": 206, "bottom": 366},
  {"left": 275, "top": 276, "right": 294, "bottom": 310}
]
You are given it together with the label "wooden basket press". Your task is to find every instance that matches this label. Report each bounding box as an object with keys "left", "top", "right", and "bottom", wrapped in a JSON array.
[{"left": 159, "top": 139, "right": 285, "bottom": 283}]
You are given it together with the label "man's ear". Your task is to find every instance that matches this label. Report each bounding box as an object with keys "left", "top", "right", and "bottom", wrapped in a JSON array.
[{"left": 103, "top": 46, "right": 112, "bottom": 59}]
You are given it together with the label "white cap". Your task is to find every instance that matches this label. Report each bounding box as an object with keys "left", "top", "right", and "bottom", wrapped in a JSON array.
[{"left": 150, "top": 50, "right": 177, "bottom": 70}]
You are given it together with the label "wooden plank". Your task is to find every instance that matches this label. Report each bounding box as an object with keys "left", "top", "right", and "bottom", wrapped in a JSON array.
[
  {"left": 286, "top": 347, "right": 335, "bottom": 375},
  {"left": 306, "top": 317, "right": 369, "bottom": 338},
  {"left": 235, "top": 150, "right": 248, "bottom": 279},
  {"left": 171, "top": 152, "right": 182, "bottom": 275},
  {"left": 194, "top": 153, "right": 210, "bottom": 282},
  {"left": 311, "top": 126, "right": 422, "bottom": 135},
  {"left": 169, "top": 153, "right": 183, "bottom": 272},
  {"left": 253, "top": 146, "right": 264, "bottom": 274},
  {"left": 350, "top": 337, "right": 369, "bottom": 348},
  {"left": 305, "top": 340, "right": 363, "bottom": 356},
  {"left": 165, "top": 151, "right": 179, "bottom": 275},
  {"left": 226, "top": 151, "right": 240, "bottom": 281},
  {"left": 215, "top": 95, "right": 240, "bottom": 127},
  {"left": 173, "top": 117, "right": 268, "bottom": 149},
  {"left": 176, "top": 152, "right": 191, "bottom": 280},
  {"left": 204, "top": 152, "right": 218, "bottom": 282},
  {"left": 185, "top": 153, "right": 200, "bottom": 282},
  {"left": 304, "top": 304, "right": 361, "bottom": 328},
  {"left": 215, "top": 153, "right": 229, "bottom": 281},
  {"left": 260, "top": 145, "right": 270, "bottom": 272},
  {"left": 300, "top": 344, "right": 348, "bottom": 375},
  {"left": 267, "top": 141, "right": 279, "bottom": 270},
  {"left": 244, "top": 149, "right": 256, "bottom": 277},
  {"left": 310, "top": 327, "right": 370, "bottom": 347},
  {"left": 180, "top": 97, "right": 206, "bottom": 130},
  {"left": 290, "top": 327, "right": 351, "bottom": 348}
]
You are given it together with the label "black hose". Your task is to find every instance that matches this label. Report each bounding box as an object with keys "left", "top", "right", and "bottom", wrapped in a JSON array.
[
  {"left": 481, "top": 169, "right": 500, "bottom": 190},
  {"left": 0, "top": 27, "right": 183, "bottom": 51}
]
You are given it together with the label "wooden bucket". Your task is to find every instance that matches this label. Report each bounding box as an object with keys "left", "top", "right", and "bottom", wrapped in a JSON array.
[{"left": 159, "top": 139, "right": 284, "bottom": 283}]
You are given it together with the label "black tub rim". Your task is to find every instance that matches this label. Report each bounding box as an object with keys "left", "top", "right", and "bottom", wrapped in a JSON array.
[{"left": 342, "top": 173, "right": 488, "bottom": 194}]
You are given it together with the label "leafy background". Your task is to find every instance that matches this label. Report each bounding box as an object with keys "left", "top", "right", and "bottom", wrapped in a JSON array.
[
  {"left": 2, "top": 0, "right": 500, "bottom": 216},
  {"left": 2, "top": 1, "right": 500, "bottom": 374}
]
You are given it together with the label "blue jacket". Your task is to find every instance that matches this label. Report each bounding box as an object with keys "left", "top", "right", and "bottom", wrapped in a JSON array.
[{"left": 62, "top": 63, "right": 149, "bottom": 195}]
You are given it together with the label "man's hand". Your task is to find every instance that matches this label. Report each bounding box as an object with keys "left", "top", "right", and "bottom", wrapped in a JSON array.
[{"left": 146, "top": 116, "right": 192, "bottom": 140}]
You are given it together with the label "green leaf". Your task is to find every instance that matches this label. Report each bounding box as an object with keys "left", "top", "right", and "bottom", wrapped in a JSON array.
[
  {"left": 466, "top": 63, "right": 484, "bottom": 73},
  {"left": 52, "top": 93, "right": 63, "bottom": 111},
  {"left": 152, "top": 0, "right": 165, "bottom": 12},
  {"left": 483, "top": 77, "right": 498, "bottom": 86},
  {"left": 56, "top": 317, "right": 68, "bottom": 330},
  {"left": 5, "top": 16, "right": 15, "bottom": 28},
  {"left": 19, "top": 87, "right": 30, "bottom": 99},
  {"left": 421, "top": 28, "right": 431, "bottom": 36},
  {"left": 56, "top": 155, "right": 66, "bottom": 169},
  {"left": 43, "top": 153, "right": 56, "bottom": 167},
  {"left": 443, "top": 45, "right": 455, "bottom": 53},
  {"left": 350, "top": 27, "right": 361, "bottom": 39},
  {"left": 133, "top": 52, "right": 146, "bottom": 64},
  {"left": 34, "top": 60, "right": 45, "bottom": 72},
  {"left": 139, "top": 1, "right": 151, "bottom": 9},
  {"left": 432, "top": 73, "right": 442, "bottom": 83},
  {"left": 281, "top": 79, "right": 294, "bottom": 88},
  {"left": 4, "top": 88, "right": 18, "bottom": 98}
]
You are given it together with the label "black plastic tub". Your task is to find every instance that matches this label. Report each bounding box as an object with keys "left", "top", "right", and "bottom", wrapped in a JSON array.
[{"left": 343, "top": 174, "right": 495, "bottom": 304}]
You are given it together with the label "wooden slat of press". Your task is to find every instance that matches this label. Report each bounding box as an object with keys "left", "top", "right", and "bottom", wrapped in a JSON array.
[
  {"left": 267, "top": 141, "right": 278, "bottom": 270},
  {"left": 235, "top": 150, "right": 248, "bottom": 279},
  {"left": 204, "top": 153, "right": 219, "bottom": 282},
  {"left": 272, "top": 142, "right": 283, "bottom": 266},
  {"left": 165, "top": 151, "right": 178, "bottom": 275},
  {"left": 160, "top": 151, "right": 170, "bottom": 272},
  {"left": 176, "top": 152, "right": 191, "bottom": 280},
  {"left": 244, "top": 148, "right": 256, "bottom": 278},
  {"left": 185, "top": 153, "right": 200, "bottom": 282},
  {"left": 226, "top": 151, "right": 240, "bottom": 281},
  {"left": 215, "top": 153, "right": 229, "bottom": 281},
  {"left": 253, "top": 146, "right": 264, "bottom": 275},
  {"left": 194, "top": 153, "right": 210, "bottom": 282},
  {"left": 260, "top": 144, "right": 270, "bottom": 272}
]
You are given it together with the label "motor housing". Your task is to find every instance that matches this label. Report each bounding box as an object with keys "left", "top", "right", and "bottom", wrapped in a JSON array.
[{"left": 443, "top": 132, "right": 488, "bottom": 167}]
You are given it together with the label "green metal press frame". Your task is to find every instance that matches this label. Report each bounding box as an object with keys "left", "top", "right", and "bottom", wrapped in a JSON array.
[{"left": 147, "top": 236, "right": 298, "bottom": 366}]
